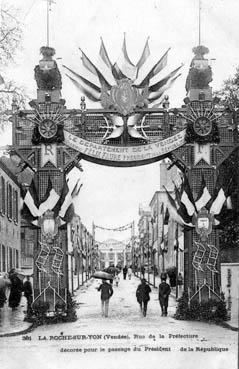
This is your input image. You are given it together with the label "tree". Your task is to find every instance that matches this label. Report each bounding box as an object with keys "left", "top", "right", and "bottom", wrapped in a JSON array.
[
  {"left": 0, "top": 2, "right": 22, "bottom": 65},
  {"left": 215, "top": 68, "right": 239, "bottom": 250},
  {"left": 214, "top": 67, "right": 239, "bottom": 111},
  {"left": 0, "top": 1, "right": 27, "bottom": 132}
]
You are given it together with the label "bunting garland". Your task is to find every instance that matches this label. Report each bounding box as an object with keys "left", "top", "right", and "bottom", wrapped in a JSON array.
[{"left": 94, "top": 222, "right": 133, "bottom": 232}]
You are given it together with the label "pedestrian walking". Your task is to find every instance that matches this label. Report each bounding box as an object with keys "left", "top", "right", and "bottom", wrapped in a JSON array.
[
  {"left": 115, "top": 274, "right": 120, "bottom": 287},
  {"left": 136, "top": 278, "right": 151, "bottom": 317},
  {"left": 8, "top": 269, "right": 23, "bottom": 309},
  {"left": 97, "top": 279, "right": 113, "bottom": 317},
  {"left": 178, "top": 273, "right": 183, "bottom": 286},
  {"left": 140, "top": 265, "right": 145, "bottom": 278},
  {"left": 0, "top": 273, "right": 11, "bottom": 308},
  {"left": 158, "top": 275, "right": 171, "bottom": 316},
  {"left": 123, "top": 266, "right": 128, "bottom": 280},
  {"left": 127, "top": 266, "right": 132, "bottom": 280},
  {"left": 23, "top": 276, "right": 33, "bottom": 315}
]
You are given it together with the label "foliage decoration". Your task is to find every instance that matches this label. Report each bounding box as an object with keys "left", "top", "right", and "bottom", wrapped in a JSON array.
[
  {"left": 175, "top": 292, "right": 229, "bottom": 323},
  {"left": 25, "top": 292, "right": 77, "bottom": 326},
  {"left": 40, "top": 46, "right": 56, "bottom": 58}
]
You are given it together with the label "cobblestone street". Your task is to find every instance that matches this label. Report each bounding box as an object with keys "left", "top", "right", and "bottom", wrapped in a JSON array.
[{"left": 1, "top": 274, "right": 237, "bottom": 369}]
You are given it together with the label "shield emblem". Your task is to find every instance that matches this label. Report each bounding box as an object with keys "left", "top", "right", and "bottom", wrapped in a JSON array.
[
  {"left": 110, "top": 79, "right": 137, "bottom": 115},
  {"left": 195, "top": 207, "right": 213, "bottom": 241}
]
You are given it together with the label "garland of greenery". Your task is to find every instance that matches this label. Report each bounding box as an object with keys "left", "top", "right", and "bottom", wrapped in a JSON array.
[
  {"left": 24, "top": 292, "right": 77, "bottom": 326},
  {"left": 174, "top": 292, "right": 229, "bottom": 323}
]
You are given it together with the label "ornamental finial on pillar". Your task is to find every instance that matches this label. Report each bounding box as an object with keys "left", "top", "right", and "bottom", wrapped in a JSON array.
[
  {"left": 34, "top": 46, "right": 62, "bottom": 103},
  {"left": 185, "top": 45, "right": 213, "bottom": 101}
]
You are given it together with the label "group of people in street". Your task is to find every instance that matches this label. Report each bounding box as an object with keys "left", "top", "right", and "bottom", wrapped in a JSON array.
[
  {"left": 122, "top": 265, "right": 132, "bottom": 280},
  {"left": 0, "top": 269, "right": 33, "bottom": 314},
  {"left": 97, "top": 267, "right": 171, "bottom": 318},
  {"left": 136, "top": 274, "right": 171, "bottom": 317}
]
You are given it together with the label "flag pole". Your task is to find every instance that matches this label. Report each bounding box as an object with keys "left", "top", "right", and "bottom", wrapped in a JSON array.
[{"left": 198, "top": 0, "right": 202, "bottom": 46}]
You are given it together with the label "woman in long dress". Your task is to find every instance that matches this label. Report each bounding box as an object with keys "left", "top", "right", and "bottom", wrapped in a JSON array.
[
  {"left": 8, "top": 271, "right": 23, "bottom": 309},
  {"left": 0, "top": 274, "right": 11, "bottom": 308}
]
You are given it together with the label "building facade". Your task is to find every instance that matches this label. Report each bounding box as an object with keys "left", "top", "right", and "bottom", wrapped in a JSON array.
[
  {"left": 0, "top": 157, "right": 21, "bottom": 273},
  {"left": 97, "top": 239, "right": 126, "bottom": 269}
]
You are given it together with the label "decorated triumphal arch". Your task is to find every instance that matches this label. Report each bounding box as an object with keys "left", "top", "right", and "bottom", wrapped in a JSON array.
[{"left": 10, "top": 39, "right": 238, "bottom": 318}]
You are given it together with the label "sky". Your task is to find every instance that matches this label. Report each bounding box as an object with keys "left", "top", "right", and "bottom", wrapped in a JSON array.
[{"left": 1, "top": 0, "right": 239, "bottom": 241}]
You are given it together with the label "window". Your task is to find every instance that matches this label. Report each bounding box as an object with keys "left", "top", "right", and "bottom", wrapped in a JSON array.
[
  {"left": 9, "top": 247, "right": 13, "bottom": 270},
  {"left": 16, "top": 250, "right": 19, "bottom": 269},
  {"left": 7, "top": 183, "right": 13, "bottom": 220},
  {"left": 2, "top": 245, "right": 6, "bottom": 272},
  {"left": 13, "top": 190, "right": 18, "bottom": 223},
  {"left": 1, "top": 177, "right": 5, "bottom": 215}
]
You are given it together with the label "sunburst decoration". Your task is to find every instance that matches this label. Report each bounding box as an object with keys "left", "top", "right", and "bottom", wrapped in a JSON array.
[
  {"left": 174, "top": 102, "right": 222, "bottom": 144},
  {"left": 18, "top": 102, "right": 77, "bottom": 144}
]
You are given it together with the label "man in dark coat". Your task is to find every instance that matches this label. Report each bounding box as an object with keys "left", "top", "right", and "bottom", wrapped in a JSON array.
[
  {"left": 97, "top": 279, "right": 113, "bottom": 317},
  {"left": 123, "top": 266, "right": 128, "bottom": 280},
  {"left": 8, "top": 270, "right": 23, "bottom": 309},
  {"left": 158, "top": 275, "right": 171, "bottom": 316},
  {"left": 141, "top": 266, "right": 145, "bottom": 278},
  {"left": 136, "top": 278, "right": 151, "bottom": 317},
  {"left": 23, "top": 276, "right": 33, "bottom": 315}
]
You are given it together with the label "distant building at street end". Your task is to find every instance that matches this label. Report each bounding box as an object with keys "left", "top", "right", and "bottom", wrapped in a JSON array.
[
  {"left": 0, "top": 157, "right": 21, "bottom": 273},
  {"left": 97, "top": 239, "right": 126, "bottom": 269}
]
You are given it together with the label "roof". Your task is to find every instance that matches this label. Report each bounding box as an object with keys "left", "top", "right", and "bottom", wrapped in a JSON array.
[
  {"left": 0, "top": 156, "right": 33, "bottom": 187},
  {"left": 0, "top": 156, "right": 19, "bottom": 186}
]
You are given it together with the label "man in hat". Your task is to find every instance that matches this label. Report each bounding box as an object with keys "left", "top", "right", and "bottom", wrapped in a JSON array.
[
  {"left": 136, "top": 278, "right": 151, "bottom": 317},
  {"left": 97, "top": 279, "right": 113, "bottom": 317},
  {"left": 158, "top": 275, "right": 171, "bottom": 316}
]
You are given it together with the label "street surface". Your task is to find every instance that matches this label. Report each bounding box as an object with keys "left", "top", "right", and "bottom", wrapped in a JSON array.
[{"left": 0, "top": 274, "right": 238, "bottom": 369}]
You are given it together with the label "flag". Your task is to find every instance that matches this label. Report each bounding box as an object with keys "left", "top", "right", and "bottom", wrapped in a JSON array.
[
  {"left": 195, "top": 173, "right": 211, "bottom": 211},
  {"left": 97, "top": 39, "right": 117, "bottom": 86},
  {"left": 163, "top": 186, "right": 185, "bottom": 226},
  {"left": 136, "top": 37, "right": 150, "bottom": 70},
  {"left": 71, "top": 179, "right": 83, "bottom": 198},
  {"left": 160, "top": 206, "right": 169, "bottom": 254},
  {"left": 38, "top": 176, "right": 60, "bottom": 216},
  {"left": 134, "top": 48, "right": 170, "bottom": 88},
  {"left": 148, "top": 73, "right": 182, "bottom": 104},
  {"left": 172, "top": 181, "right": 181, "bottom": 208},
  {"left": 180, "top": 174, "right": 197, "bottom": 217},
  {"left": 207, "top": 148, "right": 237, "bottom": 215},
  {"left": 22, "top": 179, "right": 39, "bottom": 217},
  {"left": 99, "top": 38, "right": 112, "bottom": 69},
  {"left": 53, "top": 176, "right": 74, "bottom": 223},
  {"left": 113, "top": 34, "right": 138, "bottom": 80},
  {"left": 65, "top": 73, "right": 101, "bottom": 102},
  {"left": 75, "top": 183, "right": 83, "bottom": 197},
  {"left": 64, "top": 65, "right": 101, "bottom": 93},
  {"left": 111, "top": 63, "right": 128, "bottom": 80},
  {"left": 163, "top": 185, "right": 194, "bottom": 227},
  {"left": 148, "top": 65, "right": 183, "bottom": 92},
  {"left": 80, "top": 49, "right": 112, "bottom": 90},
  {"left": 21, "top": 179, "right": 40, "bottom": 223}
]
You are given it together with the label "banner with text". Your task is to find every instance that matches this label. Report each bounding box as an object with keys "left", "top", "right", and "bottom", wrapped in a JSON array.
[{"left": 64, "top": 129, "right": 186, "bottom": 167}]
